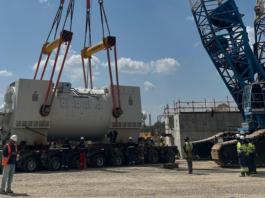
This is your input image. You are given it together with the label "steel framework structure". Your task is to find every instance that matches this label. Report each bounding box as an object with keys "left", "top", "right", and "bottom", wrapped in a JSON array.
[
  {"left": 189, "top": 0, "right": 265, "bottom": 117},
  {"left": 254, "top": 0, "right": 265, "bottom": 77}
]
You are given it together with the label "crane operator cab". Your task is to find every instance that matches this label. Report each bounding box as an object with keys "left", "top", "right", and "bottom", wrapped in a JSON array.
[{"left": 242, "top": 82, "right": 265, "bottom": 132}]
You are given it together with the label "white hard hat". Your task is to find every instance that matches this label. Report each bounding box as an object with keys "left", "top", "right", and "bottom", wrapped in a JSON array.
[
  {"left": 80, "top": 137, "right": 84, "bottom": 140},
  {"left": 10, "top": 135, "right": 17, "bottom": 142},
  {"left": 245, "top": 135, "right": 250, "bottom": 139},
  {"left": 240, "top": 130, "right": 245, "bottom": 135},
  {"left": 236, "top": 134, "right": 240, "bottom": 138},
  {"left": 240, "top": 135, "right": 245, "bottom": 140},
  {"left": 129, "top": 137, "right": 132, "bottom": 140},
  {"left": 160, "top": 136, "right": 163, "bottom": 139}
]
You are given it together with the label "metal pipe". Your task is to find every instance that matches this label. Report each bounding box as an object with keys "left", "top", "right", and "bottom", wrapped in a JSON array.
[
  {"left": 42, "top": 38, "right": 66, "bottom": 55},
  {"left": 82, "top": 39, "right": 107, "bottom": 59},
  {"left": 82, "top": 36, "right": 116, "bottom": 59},
  {"left": 42, "top": 30, "right": 72, "bottom": 55}
]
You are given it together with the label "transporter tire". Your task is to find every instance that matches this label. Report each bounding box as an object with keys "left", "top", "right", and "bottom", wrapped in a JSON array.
[
  {"left": 23, "top": 157, "right": 39, "bottom": 172},
  {"left": 92, "top": 154, "right": 105, "bottom": 168},
  {"left": 72, "top": 156, "right": 80, "bottom": 169},
  {"left": 112, "top": 154, "right": 124, "bottom": 166},
  {"left": 135, "top": 153, "right": 140, "bottom": 164},
  {"left": 150, "top": 152, "right": 160, "bottom": 164},
  {"left": 165, "top": 152, "right": 175, "bottom": 163},
  {"left": 48, "top": 157, "right": 61, "bottom": 171}
]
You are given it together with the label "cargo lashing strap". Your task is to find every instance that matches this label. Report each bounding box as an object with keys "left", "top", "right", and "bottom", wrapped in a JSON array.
[
  {"left": 34, "top": 0, "right": 65, "bottom": 80},
  {"left": 81, "top": 0, "right": 122, "bottom": 118},
  {"left": 33, "top": 0, "right": 75, "bottom": 117}
]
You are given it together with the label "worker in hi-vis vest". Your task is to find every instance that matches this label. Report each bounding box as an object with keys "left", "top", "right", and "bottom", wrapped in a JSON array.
[
  {"left": 183, "top": 136, "right": 194, "bottom": 174},
  {"left": 159, "top": 136, "right": 165, "bottom": 146},
  {"left": 237, "top": 135, "right": 250, "bottom": 177},
  {"left": 0, "top": 135, "right": 20, "bottom": 195},
  {"left": 245, "top": 135, "right": 257, "bottom": 174}
]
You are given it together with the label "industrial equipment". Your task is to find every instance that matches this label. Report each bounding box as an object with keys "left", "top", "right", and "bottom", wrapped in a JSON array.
[
  {"left": 0, "top": 0, "right": 178, "bottom": 172},
  {"left": 188, "top": 0, "right": 265, "bottom": 166}
]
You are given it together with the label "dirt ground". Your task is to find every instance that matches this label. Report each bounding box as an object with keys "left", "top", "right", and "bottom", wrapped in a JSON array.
[{"left": 1, "top": 160, "right": 265, "bottom": 198}]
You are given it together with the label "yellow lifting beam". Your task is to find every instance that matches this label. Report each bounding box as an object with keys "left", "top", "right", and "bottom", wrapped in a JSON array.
[
  {"left": 81, "top": 36, "right": 116, "bottom": 59},
  {"left": 42, "top": 30, "right": 73, "bottom": 55}
]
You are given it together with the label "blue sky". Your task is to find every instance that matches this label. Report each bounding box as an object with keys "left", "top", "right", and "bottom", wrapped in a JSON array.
[{"left": 0, "top": 0, "right": 256, "bottom": 124}]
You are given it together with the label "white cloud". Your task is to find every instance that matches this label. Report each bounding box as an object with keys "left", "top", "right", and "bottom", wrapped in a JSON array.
[
  {"left": 144, "top": 81, "right": 156, "bottom": 91},
  {"left": 151, "top": 58, "right": 180, "bottom": 74},
  {"left": 246, "top": 26, "right": 255, "bottom": 46},
  {"left": 103, "top": 57, "right": 180, "bottom": 75},
  {"left": 193, "top": 42, "right": 200, "bottom": 48},
  {"left": 186, "top": 16, "right": 194, "bottom": 21},
  {"left": 0, "top": 70, "right": 13, "bottom": 77},
  {"left": 39, "top": 0, "right": 49, "bottom": 3},
  {"left": 31, "top": 46, "right": 100, "bottom": 83}
]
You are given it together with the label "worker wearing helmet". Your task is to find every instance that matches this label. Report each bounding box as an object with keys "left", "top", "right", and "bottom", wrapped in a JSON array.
[
  {"left": 246, "top": 135, "right": 257, "bottom": 174},
  {"left": 159, "top": 136, "right": 165, "bottom": 147},
  {"left": 77, "top": 137, "right": 86, "bottom": 170},
  {"left": 0, "top": 135, "right": 20, "bottom": 194},
  {"left": 150, "top": 137, "right": 155, "bottom": 146},
  {"left": 138, "top": 135, "right": 145, "bottom": 165},
  {"left": 237, "top": 135, "right": 249, "bottom": 177},
  {"left": 183, "top": 136, "right": 193, "bottom": 174},
  {"left": 126, "top": 137, "right": 136, "bottom": 166},
  {"left": 105, "top": 130, "right": 118, "bottom": 144},
  {"left": 235, "top": 134, "right": 241, "bottom": 142},
  {"left": 61, "top": 138, "right": 72, "bottom": 171}
]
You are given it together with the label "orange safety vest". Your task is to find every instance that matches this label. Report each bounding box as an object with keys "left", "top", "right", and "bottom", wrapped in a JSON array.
[{"left": 2, "top": 144, "right": 17, "bottom": 166}]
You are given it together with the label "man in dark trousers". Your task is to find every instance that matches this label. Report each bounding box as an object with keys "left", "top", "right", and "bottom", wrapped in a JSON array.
[
  {"left": 77, "top": 137, "right": 86, "bottom": 170},
  {"left": 159, "top": 136, "right": 165, "bottom": 146},
  {"left": 246, "top": 135, "right": 257, "bottom": 174},
  {"left": 138, "top": 135, "right": 145, "bottom": 165},
  {"left": 61, "top": 138, "right": 72, "bottom": 171},
  {"left": 127, "top": 137, "right": 136, "bottom": 166},
  {"left": 237, "top": 135, "right": 249, "bottom": 177},
  {"left": 0, "top": 135, "right": 20, "bottom": 194},
  {"left": 183, "top": 136, "right": 193, "bottom": 174},
  {"left": 106, "top": 130, "right": 118, "bottom": 143}
]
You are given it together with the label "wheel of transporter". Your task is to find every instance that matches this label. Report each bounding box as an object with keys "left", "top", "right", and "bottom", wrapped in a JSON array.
[
  {"left": 23, "top": 157, "right": 39, "bottom": 172},
  {"left": 150, "top": 152, "right": 160, "bottom": 164},
  {"left": 165, "top": 152, "right": 175, "bottom": 163},
  {"left": 72, "top": 156, "right": 80, "bottom": 169},
  {"left": 112, "top": 153, "right": 124, "bottom": 166},
  {"left": 92, "top": 154, "right": 105, "bottom": 168},
  {"left": 48, "top": 157, "right": 61, "bottom": 171}
]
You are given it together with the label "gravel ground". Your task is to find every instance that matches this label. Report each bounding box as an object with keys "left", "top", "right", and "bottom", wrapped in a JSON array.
[{"left": 1, "top": 160, "right": 265, "bottom": 198}]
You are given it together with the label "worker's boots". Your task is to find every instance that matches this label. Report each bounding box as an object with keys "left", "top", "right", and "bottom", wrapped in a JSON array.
[
  {"left": 239, "top": 173, "right": 245, "bottom": 177},
  {"left": 6, "top": 189, "right": 14, "bottom": 194},
  {"left": 0, "top": 190, "right": 7, "bottom": 195}
]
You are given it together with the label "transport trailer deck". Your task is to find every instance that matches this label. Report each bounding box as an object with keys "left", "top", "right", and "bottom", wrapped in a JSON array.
[{"left": 0, "top": 143, "right": 179, "bottom": 172}]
